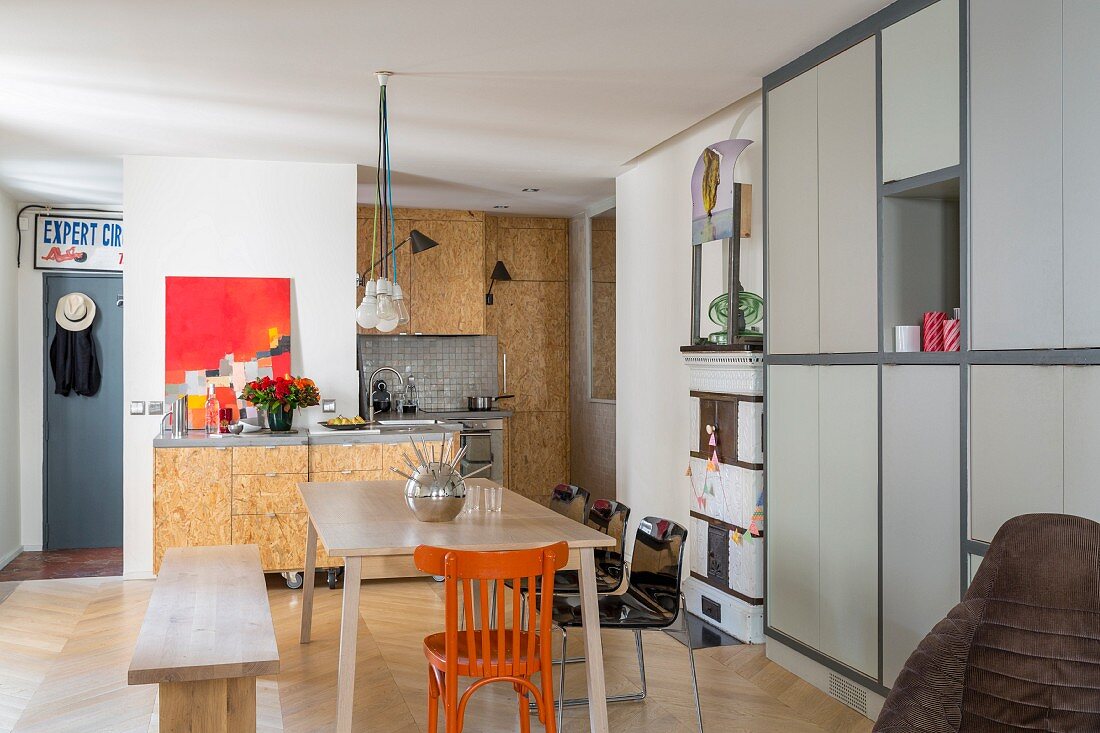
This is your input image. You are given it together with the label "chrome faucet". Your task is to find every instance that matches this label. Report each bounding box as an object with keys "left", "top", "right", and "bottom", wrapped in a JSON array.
[{"left": 367, "top": 366, "right": 405, "bottom": 424}]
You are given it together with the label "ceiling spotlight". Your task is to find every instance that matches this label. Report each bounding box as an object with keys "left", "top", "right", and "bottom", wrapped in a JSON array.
[
  {"left": 522, "top": 188, "right": 540, "bottom": 192},
  {"left": 493, "top": 205, "right": 510, "bottom": 209}
]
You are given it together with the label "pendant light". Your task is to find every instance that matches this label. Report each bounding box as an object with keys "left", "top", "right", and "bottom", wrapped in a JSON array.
[
  {"left": 354, "top": 72, "right": 443, "bottom": 330},
  {"left": 357, "top": 70, "right": 418, "bottom": 332}
]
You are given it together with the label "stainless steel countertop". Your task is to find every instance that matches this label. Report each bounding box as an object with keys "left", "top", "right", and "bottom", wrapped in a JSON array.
[{"left": 154, "top": 424, "right": 461, "bottom": 448}]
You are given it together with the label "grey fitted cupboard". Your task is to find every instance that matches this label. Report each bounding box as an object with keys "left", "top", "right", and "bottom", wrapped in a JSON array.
[
  {"left": 766, "top": 72, "right": 820, "bottom": 355},
  {"left": 971, "top": 0, "right": 1100, "bottom": 350},
  {"left": 970, "top": 365, "right": 1100, "bottom": 543},
  {"left": 817, "top": 366, "right": 878, "bottom": 676},
  {"left": 764, "top": 0, "right": 1100, "bottom": 701},
  {"left": 970, "top": 366, "right": 1064, "bottom": 543},
  {"left": 766, "top": 38, "right": 877, "bottom": 355},
  {"left": 766, "top": 365, "right": 879, "bottom": 678},
  {"left": 881, "top": 0, "right": 960, "bottom": 182},
  {"left": 817, "top": 40, "right": 878, "bottom": 355},
  {"left": 766, "top": 366, "right": 820, "bottom": 646},
  {"left": 1063, "top": 0, "right": 1100, "bottom": 348},
  {"left": 881, "top": 366, "right": 960, "bottom": 687}
]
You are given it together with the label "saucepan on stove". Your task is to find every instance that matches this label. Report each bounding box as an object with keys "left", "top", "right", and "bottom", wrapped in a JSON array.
[{"left": 466, "top": 394, "right": 513, "bottom": 411}]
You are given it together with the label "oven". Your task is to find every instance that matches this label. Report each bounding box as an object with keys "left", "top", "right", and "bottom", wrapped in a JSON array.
[{"left": 458, "top": 418, "right": 504, "bottom": 484}]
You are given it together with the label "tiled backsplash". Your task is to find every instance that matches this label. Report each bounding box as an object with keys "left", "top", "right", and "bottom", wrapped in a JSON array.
[{"left": 358, "top": 335, "right": 499, "bottom": 411}]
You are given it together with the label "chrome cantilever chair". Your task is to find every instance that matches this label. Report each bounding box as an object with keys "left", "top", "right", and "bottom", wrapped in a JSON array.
[
  {"left": 550, "top": 517, "right": 702, "bottom": 733},
  {"left": 548, "top": 483, "right": 591, "bottom": 525},
  {"left": 516, "top": 497, "right": 631, "bottom": 626}
]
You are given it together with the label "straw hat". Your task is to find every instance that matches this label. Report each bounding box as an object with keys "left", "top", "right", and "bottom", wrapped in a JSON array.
[{"left": 55, "top": 292, "right": 96, "bottom": 331}]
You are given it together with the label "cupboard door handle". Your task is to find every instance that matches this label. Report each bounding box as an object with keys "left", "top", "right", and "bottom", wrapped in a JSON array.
[
  {"left": 341, "top": 443, "right": 354, "bottom": 447},
  {"left": 341, "top": 470, "right": 353, "bottom": 475},
  {"left": 214, "top": 446, "right": 228, "bottom": 451},
  {"left": 264, "top": 446, "right": 278, "bottom": 450},
  {"left": 266, "top": 512, "right": 276, "bottom": 518},
  {"left": 265, "top": 472, "right": 277, "bottom": 477}
]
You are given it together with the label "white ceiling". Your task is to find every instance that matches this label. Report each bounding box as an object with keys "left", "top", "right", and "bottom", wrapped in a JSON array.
[{"left": 0, "top": 0, "right": 889, "bottom": 215}]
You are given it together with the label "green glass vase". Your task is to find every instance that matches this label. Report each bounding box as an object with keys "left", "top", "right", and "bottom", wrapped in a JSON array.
[{"left": 267, "top": 407, "right": 294, "bottom": 432}]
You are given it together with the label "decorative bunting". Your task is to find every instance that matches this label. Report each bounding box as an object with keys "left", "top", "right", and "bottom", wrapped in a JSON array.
[
  {"left": 731, "top": 529, "right": 743, "bottom": 545},
  {"left": 685, "top": 465, "right": 693, "bottom": 477}
]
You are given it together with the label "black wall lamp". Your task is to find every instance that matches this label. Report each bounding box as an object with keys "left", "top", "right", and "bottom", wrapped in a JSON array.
[
  {"left": 357, "top": 229, "right": 440, "bottom": 286},
  {"left": 485, "top": 260, "right": 511, "bottom": 305}
]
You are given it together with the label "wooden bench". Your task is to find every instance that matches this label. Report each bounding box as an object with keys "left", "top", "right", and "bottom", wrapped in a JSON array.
[{"left": 128, "top": 545, "right": 280, "bottom": 733}]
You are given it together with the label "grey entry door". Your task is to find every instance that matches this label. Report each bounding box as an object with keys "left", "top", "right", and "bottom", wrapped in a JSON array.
[{"left": 43, "top": 273, "right": 123, "bottom": 549}]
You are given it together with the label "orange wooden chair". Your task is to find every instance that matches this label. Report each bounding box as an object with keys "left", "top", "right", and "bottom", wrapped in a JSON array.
[{"left": 414, "top": 542, "right": 569, "bottom": 733}]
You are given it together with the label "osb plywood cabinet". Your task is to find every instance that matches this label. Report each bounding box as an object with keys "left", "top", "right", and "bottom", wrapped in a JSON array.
[
  {"left": 153, "top": 443, "right": 358, "bottom": 575},
  {"left": 153, "top": 447, "right": 232, "bottom": 573},
  {"left": 356, "top": 207, "right": 486, "bottom": 335}
]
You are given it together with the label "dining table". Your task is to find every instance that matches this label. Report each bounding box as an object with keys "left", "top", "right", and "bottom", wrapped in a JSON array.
[{"left": 297, "top": 478, "right": 616, "bottom": 733}]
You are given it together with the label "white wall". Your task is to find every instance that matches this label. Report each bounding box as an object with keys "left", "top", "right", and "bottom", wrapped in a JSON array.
[
  {"left": 616, "top": 91, "right": 762, "bottom": 532},
  {"left": 122, "top": 157, "right": 358, "bottom": 577},
  {"left": 0, "top": 190, "right": 21, "bottom": 566}
]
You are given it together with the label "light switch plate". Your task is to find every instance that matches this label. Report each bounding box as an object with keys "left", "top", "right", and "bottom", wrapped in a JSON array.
[
  {"left": 322, "top": 399, "right": 336, "bottom": 414},
  {"left": 148, "top": 401, "right": 164, "bottom": 416},
  {"left": 129, "top": 401, "right": 146, "bottom": 415}
]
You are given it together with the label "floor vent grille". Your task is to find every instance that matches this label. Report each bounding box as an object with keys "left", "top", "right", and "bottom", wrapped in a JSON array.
[{"left": 828, "top": 672, "right": 868, "bottom": 716}]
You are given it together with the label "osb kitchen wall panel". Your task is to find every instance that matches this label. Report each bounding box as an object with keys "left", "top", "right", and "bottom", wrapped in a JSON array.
[
  {"left": 568, "top": 214, "right": 616, "bottom": 501},
  {"left": 357, "top": 206, "right": 485, "bottom": 335},
  {"left": 590, "top": 216, "right": 616, "bottom": 283},
  {"left": 485, "top": 280, "right": 568, "bottom": 412},
  {"left": 590, "top": 280, "right": 616, "bottom": 399},
  {"left": 408, "top": 218, "right": 485, "bottom": 335},
  {"left": 153, "top": 448, "right": 232, "bottom": 573},
  {"left": 484, "top": 214, "right": 571, "bottom": 490},
  {"left": 487, "top": 217, "right": 568, "bottom": 283},
  {"left": 508, "top": 411, "right": 569, "bottom": 504}
]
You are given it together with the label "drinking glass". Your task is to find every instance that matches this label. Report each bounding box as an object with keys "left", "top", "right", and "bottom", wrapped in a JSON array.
[
  {"left": 486, "top": 486, "right": 503, "bottom": 512},
  {"left": 464, "top": 485, "right": 481, "bottom": 514}
]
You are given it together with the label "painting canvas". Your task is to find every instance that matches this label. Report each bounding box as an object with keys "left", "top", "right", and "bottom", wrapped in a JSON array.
[
  {"left": 691, "top": 138, "right": 752, "bottom": 245},
  {"left": 165, "top": 276, "right": 292, "bottom": 427}
]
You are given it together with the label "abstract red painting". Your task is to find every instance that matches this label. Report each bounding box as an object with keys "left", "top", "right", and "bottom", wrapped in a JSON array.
[{"left": 165, "top": 276, "right": 292, "bottom": 426}]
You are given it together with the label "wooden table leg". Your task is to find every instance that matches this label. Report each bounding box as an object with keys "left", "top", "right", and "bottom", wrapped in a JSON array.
[
  {"left": 335, "top": 555, "right": 362, "bottom": 733},
  {"left": 300, "top": 517, "right": 318, "bottom": 644},
  {"left": 578, "top": 547, "right": 609, "bottom": 733}
]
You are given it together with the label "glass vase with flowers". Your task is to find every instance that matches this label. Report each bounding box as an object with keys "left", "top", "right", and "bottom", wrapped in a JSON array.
[{"left": 240, "top": 375, "right": 320, "bottom": 432}]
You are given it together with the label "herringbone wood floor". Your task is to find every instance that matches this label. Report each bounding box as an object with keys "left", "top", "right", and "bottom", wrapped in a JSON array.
[{"left": 0, "top": 576, "right": 873, "bottom": 733}]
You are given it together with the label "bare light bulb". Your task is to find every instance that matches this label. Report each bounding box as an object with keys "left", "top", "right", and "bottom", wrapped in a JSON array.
[
  {"left": 376, "top": 277, "right": 397, "bottom": 322},
  {"left": 393, "top": 282, "right": 410, "bottom": 325},
  {"left": 356, "top": 279, "right": 379, "bottom": 329}
]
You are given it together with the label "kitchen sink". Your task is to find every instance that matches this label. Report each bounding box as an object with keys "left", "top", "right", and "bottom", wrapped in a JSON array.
[{"left": 376, "top": 419, "right": 443, "bottom": 426}]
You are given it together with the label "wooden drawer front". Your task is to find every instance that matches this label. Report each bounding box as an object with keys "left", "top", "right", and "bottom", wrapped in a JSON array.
[
  {"left": 233, "top": 513, "right": 307, "bottom": 571},
  {"left": 382, "top": 441, "right": 421, "bottom": 471},
  {"left": 308, "top": 469, "right": 385, "bottom": 483},
  {"left": 153, "top": 447, "right": 232, "bottom": 574},
  {"left": 233, "top": 473, "right": 308, "bottom": 515},
  {"left": 308, "top": 443, "right": 383, "bottom": 473},
  {"left": 232, "top": 445, "right": 307, "bottom": 475}
]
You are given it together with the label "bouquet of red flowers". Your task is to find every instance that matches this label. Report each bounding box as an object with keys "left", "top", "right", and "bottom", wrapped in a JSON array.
[{"left": 240, "top": 374, "right": 320, "bottom": 414}]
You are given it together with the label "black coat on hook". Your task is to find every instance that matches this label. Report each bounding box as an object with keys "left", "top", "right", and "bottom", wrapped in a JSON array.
[{"left": 50, "top": 326, "right": 101, "bottom": 397}]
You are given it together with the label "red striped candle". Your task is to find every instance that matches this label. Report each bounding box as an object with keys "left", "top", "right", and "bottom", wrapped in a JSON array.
[
  {"left": 943, "top": 319, "right": 960, "bottom": 352},
  {"left": 922, "top": 311, "right": 946, "bottom": 352}
]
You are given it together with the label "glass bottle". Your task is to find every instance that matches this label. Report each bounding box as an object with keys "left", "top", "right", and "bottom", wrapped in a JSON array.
[{"left": 205, "top": 383, "right": 221, "bottom": 435}]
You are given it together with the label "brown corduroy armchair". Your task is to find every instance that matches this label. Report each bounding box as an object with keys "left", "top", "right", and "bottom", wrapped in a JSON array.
[{"left": 875, "top": 513, "right": 1100, "bottom": 733}]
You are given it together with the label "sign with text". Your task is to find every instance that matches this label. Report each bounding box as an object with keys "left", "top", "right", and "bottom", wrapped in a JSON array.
[{"left": 35, "top": 214, "right": 124, "bottom": 272}]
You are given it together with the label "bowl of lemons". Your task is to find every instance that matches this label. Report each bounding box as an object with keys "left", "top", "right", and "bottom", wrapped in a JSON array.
[{"left": 319, "top": 415, "right": 370, "bottom": 430}]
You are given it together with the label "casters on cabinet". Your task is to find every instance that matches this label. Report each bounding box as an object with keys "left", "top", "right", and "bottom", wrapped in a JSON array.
[
  {"left": 283, "top": 571, "right": 304, "bottom": 590},
  {"left": 327, "top": 567, "right": 343, "bottom": 590}
]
